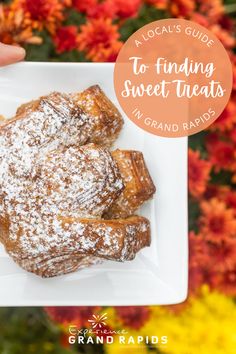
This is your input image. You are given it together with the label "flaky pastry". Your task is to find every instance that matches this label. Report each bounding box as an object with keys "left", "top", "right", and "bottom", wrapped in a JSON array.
[{"left": 0, "top": 86, "right": 155, "bottom": 277}]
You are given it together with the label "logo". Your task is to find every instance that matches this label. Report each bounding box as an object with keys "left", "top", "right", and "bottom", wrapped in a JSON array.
[
  {"left": 68, "top": 312, "right": 168, "bottom": 347},
  {"left": 88, "top": 313, "right": 108, "bottom": 328},
  {"left": 114, "top": 19, "right": 232, "bottom": 137}
]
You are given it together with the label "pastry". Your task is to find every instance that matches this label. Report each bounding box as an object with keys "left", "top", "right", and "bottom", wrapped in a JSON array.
[
  {"left": 0, "top": 86, "right": 155, "bottom": 278},
  {"left": 106, "top": 150, "right": 156, "bottom": 218},
  {"left": 72, "top": 85, "right": 123, "bottom": 146}
]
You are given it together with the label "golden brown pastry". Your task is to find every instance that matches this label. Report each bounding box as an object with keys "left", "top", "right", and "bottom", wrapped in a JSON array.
[
  {"left": 72, "top": 85, "right": 123, "bottom": 146},
  {"left": 106, "top": 150, "right": 156, "bottom": 218},
  {"left": 0, "top": 115, "right": 6, "bottom": 124},
  {"left": 0, "top": 86, "right": 155, "bottom": 278}
]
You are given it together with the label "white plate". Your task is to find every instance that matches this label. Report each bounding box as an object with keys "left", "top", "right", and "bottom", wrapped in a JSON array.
[{"left": 0, "top": 63, "right": 188, "bottom": 306}]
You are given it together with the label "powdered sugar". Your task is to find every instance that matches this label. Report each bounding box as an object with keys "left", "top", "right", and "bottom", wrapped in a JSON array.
[{"left": 0, "top": 87, "right": 151, "bottom": 278}]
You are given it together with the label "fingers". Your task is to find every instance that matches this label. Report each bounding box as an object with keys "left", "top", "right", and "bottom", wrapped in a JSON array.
[{"left": 0, "top": 43, "right": 25, "bottom": 67}]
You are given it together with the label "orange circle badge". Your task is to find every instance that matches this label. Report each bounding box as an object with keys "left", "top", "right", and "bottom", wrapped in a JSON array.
[{"left": 114, "top": 19, "right": 232, "bottom": 137}]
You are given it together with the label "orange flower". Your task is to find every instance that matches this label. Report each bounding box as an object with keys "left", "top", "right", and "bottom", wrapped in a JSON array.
[
  {"left": 209, "top": 238, "right": 236, "bottom": 273},
  {"left": 77, "top": 18, "right": 122, "bottom": 62},
  {"left": 115, "top": 307, "right": 151, "bottom": 330},
  {"left": 203, "top": 184, "right": 229, "bottom": 201},
  {"left": 212, "top": 268, "right": 236, "bottom": 296},
  {"left": 188, "top": 149, "right": 211, "bottom": 198},
  {"left": 204, "top": 186, "right": 236, "bottom": 214},
  {"left": 169, "top": 0, "right": 195, "bottom": 18},
  {"left": 206, "top": 134, "right": 236, "bottom": 172},
  {"left": 0, "top": 4, "right": 41, "bottom": 45},
  {"left": 199, "top": 198, "right": 236, "bottom": 242},
  {"left": 188, "top": 231, "right": 213, "bottom": 293},
  {"left": 11, "top": 0, "right": 66, "bottom": 34},
  {"left": 225, "top": 190, "right": 236, "bottom": 212},
  {"left": 211, "top": 100, "right": 236, "bottom": 132},
  {"left": 113, "top": 0, "right": 142, "bottom": 19},
  {"left": 45, "top": 306, "right": 101, "bottom": 327},
  {"left": 145, "top": 0, "right": 168, "bottom": 10},
  {"left": 72, "top": 0, "right": 97, "bottom": 13},
  {"left": 74, "top": 0, "right": 141, "bottom": 19},
  {"left": 210, "top": 24, "right": 235, "bottom": 49},
  {"left": 198, "top": 0, "right": 224, "bottom": 22},
  {"left": 54, "top": 25, "right": 78, "bottom": 53},
  {"left": 86, "top": 1, "right": 117, "bottom": 19},
  {"left": 189, "top": 231, "right": 236, "bottom": 295}
]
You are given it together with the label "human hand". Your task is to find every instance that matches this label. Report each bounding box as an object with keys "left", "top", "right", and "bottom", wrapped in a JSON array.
[{"left": 0, "top": 43, "right": 25, "bottom": 66}]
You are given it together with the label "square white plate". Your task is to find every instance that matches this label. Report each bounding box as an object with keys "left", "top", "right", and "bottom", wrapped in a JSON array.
[{"left": 0, "top": 63, "right": 188, "bottom": 306}]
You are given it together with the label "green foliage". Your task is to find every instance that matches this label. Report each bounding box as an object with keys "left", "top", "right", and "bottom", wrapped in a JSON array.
[
  {"left": 64, "top": 9, "right": 87, "bottom": 27},
  {"left": 189, "top": 132, "right": 208, "bottom": 158},
  {"left": 119, "top": 5, "right": 169, "bottom": 42},
  {"left": 210, "top": 169, "right": 235, "bottom": 187},
  {"left": 25, "top": 31, "right": 54, "bottom": 62},
  {"left": 189, "top": 198, "right": 201, "bottom": 232},
  {"left": 224, "top": 0, "right": 236, "bottom": 5},
  {"left": 50, "top": 50, "right": 89, "bottom": 63},
  {"left": 24, "top": 30, "right": 88, "bottom": 63},
  {"left": 0, "top": 308, "right": 72, "bottom": 354},
  {"left": 76, "top": 342, "right": 104, "bottom": 354}
]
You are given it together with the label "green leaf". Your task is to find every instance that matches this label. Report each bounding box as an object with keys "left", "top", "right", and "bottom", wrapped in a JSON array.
[
  {"left": 224, "top": 0, "right": 236, "bottom": 5},
  {"left": 0, "top": 308, "right": 73, "bottom": 354},
  {"left": 64, "top": 9, "right": 87, "bottom": 27},
  {"left": 210, "top": 169, "right": 235, "bottom": 187},
  {"left": 50, "top": 50, "right": 89, "bottom": 63},
  {"left": 188, "top": 131, "right": 208, "bottom": 158},
  {"left": 188, "top": 197, "right": 201, "bottom": 232},
  {"left": 25, "top": 31, "right": 54, "bottom": 62}
]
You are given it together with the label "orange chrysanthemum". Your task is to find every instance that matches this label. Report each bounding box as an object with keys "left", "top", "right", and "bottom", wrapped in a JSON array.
[
  {"left": 203, "top": 184, "right": 229, "bottom": 201},
  {"left": 86, "top": 1, "right": 117, "bottom": 19},
  {"left": 45, "top": 306, "right": 101, "bottom": 327},
  {"left": 188, "top": 149, "right": 211, "bottom": 198},
  {"left": 204, "top": 186, "right": 236, "bottom": 215},
  {"left": 115, "top": 306, "right": 151, "bottom": 330},
  {"left": 211, "top": 100, "right": 236, "bottom": 131},
  {"left": 212, "top": 268, "right": 236, "bottom": 296},
  {"left": 198, "top": 0, "right": 224, "bottom": 22},
  {"left": 225, "top": 190, "right": 236, "bottom": 212},
  {"left": 72, "top": 0, "right": 97, "bottom": 13},
  {"left": 188, "top": 231, "right": 213, "bottom": 293},
  {"left": 11, "top": 0, "right": 66, "bottom": 34},
  {"left": 206, "top": 134, "right": 236, "bottom": 172},
  {"left": 210, "top": 24, "right": 235, "bottom": 49},
  {"left": 77, "top": 18, "right": 122, "bottom": 62},
  {"left": 189, "top": 231, "right": 236, "bottom": 295},
  {"left": 54, "top": 25, "right": 78, "bottom": 53},
  {"left": 0, "top": 5, "right": 41, "bottom": 45},
  {"left": 169, "top": 0, "right": 195, "bottom": 18},
  {"left": 199, "top": 198, "right": 236, "bottom": 242},
  {"left": 113, "top": 0, "right": 142, "bottom": 19},
  {"left": 145, "top": 0, "right": 168, "bottom": 10}
]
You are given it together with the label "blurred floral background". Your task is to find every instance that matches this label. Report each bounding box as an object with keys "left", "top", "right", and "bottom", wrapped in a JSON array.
[{"left": 0, "top": 0, "right": 236, "bottom": 353}]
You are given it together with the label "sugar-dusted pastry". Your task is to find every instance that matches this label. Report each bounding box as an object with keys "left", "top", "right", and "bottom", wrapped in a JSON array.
[
  {"left": 0, "top": 142, "right": 150, "bottom": 277},
  {"left": 105, "top": 150, "right": 156, "bottom": 218},
  {"left": 72, "top": 85, "right": 123, "bottom": 146},
  {"left": 0, "top": 86, "right": 155, "bottom": 278}
]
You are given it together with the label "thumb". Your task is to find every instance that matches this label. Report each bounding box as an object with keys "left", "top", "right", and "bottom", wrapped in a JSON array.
[{"left": 0, "top": 43, "right": 25, "bottom": 67}]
